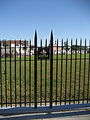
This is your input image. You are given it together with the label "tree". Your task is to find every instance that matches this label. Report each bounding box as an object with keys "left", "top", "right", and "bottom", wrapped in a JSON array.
[
  {"left": 71, "top": 45, "right": 87, "bottom": 51},
  {"left": 1, "top": 40, "right": 6, "bottom": 46}
]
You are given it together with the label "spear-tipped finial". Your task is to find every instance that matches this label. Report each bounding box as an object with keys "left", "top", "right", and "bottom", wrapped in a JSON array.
[
  {"left": 35, "top": 30, "right": 37, "bottom": 40},
  {"left": 51, "top": 30, "right": 53, "bottom": 37},
  {"left": 45, "top": 39, "right": 47, "bottom": 46},
  {"left": 50, "top": 30, "right": 53, "bottom": 42},
  {"left": 40, "top": 39, "right": 42, "bottom": 46}
]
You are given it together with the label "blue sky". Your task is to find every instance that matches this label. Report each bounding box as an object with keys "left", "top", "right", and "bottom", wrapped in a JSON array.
[{"left": 0, "top": 0, "right": 90, "bottom": 45}]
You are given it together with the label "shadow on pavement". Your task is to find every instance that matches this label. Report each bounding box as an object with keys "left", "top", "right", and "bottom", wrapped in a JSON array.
[{"left": 0, "top": 110, "right": 90, "bottom": 120}]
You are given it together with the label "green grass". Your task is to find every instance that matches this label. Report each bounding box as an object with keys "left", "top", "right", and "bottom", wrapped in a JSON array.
[{"left": 0, "top": 54, "right": 90, "bottom": 106}]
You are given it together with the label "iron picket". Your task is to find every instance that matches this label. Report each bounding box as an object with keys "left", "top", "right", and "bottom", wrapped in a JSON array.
[{"left": 0, "top": 33, "right": 90, "bottom": 109}]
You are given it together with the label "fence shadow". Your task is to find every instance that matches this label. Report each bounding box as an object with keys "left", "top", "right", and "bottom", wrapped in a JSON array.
[{"left": 0, "top": 110, "right": 90, "bottom": 120}]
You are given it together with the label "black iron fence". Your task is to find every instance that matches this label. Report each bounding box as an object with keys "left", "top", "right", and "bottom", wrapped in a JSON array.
[{"left": 0, "top": 31, "right": 90, "bottom": 108}]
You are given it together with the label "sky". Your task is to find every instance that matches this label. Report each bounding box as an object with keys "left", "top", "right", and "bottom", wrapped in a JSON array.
[{"left": 0, "top": 0, "right": 90, "bottom": 45}]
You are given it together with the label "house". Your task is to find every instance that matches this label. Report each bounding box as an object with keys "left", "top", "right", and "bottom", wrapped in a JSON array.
[
  {"left": 1, "top": 40, "right": 35, "bottom": 57},
  {"left": 69, "top": 45, "right": 88, "bottom": 54},
  {"left": 29, "top": 45, "right": 35, "bottom": 55},
  {"left": 1, "top": 40, "right": 27, "bottom": 57},
  {"left": 1, "top": 46, "right": 15, "bottom": 58},
  {"left": 53, "top": 41, "right": 62, "bottom": 54},
  {"left": 6, "top": 40, "right": 28, "bottom": 47},
  {"left": 6, "top": 40, "right": 29, "bottom": 56}
]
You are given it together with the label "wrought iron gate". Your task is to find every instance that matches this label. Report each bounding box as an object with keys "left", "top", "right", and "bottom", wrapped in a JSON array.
[{"left": 0, "top": 31, "right": 90, "bottom": 112}]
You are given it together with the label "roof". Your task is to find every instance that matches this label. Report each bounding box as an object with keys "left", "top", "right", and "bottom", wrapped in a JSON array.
[{"left": 6, "top": 40, "right": 28, "bottom": 46}]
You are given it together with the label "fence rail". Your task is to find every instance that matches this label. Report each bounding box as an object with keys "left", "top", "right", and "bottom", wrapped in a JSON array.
[{"left": 0, "top": 31, "right": 90, "bottom": 108}]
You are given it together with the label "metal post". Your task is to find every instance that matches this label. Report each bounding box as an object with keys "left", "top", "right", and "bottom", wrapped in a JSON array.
[
  {"left": 83, "top": 39, "right": 86, "bottom": 104},
  {"left": 15, "top": 40, "right": 17, "bottom": 107},
  {"left": 55, "top": 39, "right": 58, "bottom": 105},
  {"left": 60, "top": 39, "right": 63, "bottom": 105},
  {"left": 78, "top": 39, "right": 82, "bottom": 104},
  {"left": 20, "top": 40, "right": 21, "bottom": 107},
  {"left": 24, "top": 40, "right": 26, "bottom": 106},
  {"left": 65, "top": 39, "right": 68, "bottom": 105},
  {"left": 29, "top": 40, "right": 31, "bottom": 106},
  {"left": 5, "top": 40, "right": 7, "bottom": 107},
  {"left": 50, "top": 30, "right": 53, "bottom": 107},
  {"left": 10, "top": 40, "right": 12, "bottom": 107},
  {"left": 69, "top": 39, "right": 72, "bottom": 104},
  {"left": 87, "top": 40, "right": 90, "bottom": 103},
  {"left": 40, "top": 39, "right": 42, "bottom": 106},
  {"left": 74, "top": 39, "right": 77, "bottom": 104},
  {"left": 45, "top": 39, "right": 47, "bottom": 106},
  {"left": 0, "top": 40, "right": 2, "bottom": 107},
  {"left": 34, "top": 30, "right": 37, "bottom": 108}
]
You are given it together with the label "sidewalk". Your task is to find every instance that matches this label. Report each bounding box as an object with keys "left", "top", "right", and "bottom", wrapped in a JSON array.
[
  {"left": 0, "top": 109, "right": 90, "bottom": 120},
  {"left": 46, "top": 114, "right": 90, "bottom": 120}
]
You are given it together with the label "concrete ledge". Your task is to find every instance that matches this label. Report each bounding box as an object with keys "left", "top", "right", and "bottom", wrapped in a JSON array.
[{"left": 0, "top": 103, "right": 90, "bottom": 115}]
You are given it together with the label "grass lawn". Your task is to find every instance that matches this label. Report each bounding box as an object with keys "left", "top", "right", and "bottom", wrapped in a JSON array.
[{"left": 0, "top": 54, "right": 90, "bottom": 106}]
